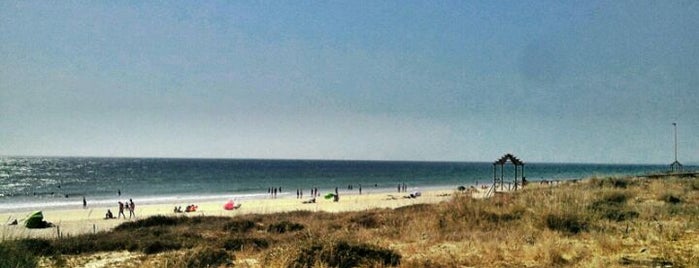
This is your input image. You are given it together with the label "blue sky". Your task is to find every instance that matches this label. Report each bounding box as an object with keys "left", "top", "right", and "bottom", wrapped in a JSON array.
[{"left": 1, "top": 1, "right": 697, "bottom": 164}]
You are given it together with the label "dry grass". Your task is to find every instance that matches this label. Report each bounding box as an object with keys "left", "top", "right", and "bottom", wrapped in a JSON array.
[{"left": 2, "top": 175, "right": 697, "bottom": 267}]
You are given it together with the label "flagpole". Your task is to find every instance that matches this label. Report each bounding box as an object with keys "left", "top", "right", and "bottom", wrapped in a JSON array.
[{"left": 673, "top": 123, "right": 677, "bottom": 163}]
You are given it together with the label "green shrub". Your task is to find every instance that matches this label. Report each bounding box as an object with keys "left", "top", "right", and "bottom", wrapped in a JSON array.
[
  {"left": 596, "top": 177, "right": 632, "bottom": 189},
  {"left": 16, "top": 238, "right": 55, "bottom": 256},
  {"left": 545, "top": 213, "right": 588, "bottom": 234},
  {"left": 223, "top": 237, "right": 270, "bottom": 251},
  {"left": 223, "top": 219, "right": 257, "bottom": 233},
  {"left": 0, "top": 242, "right": 39, "bottom": 268},
  {"left": 393, "top": 203, "right": 433, "bottom": 213},
  {"left": 290, "top": 244, "right": 323, "bottom": 268},
  {"left": 115, "top": 215, "right": 188, "bottom": 230},
  {"left": 290, "top": 241, "right": 401, "bottom": 268},
  {"left": 588, "top": 191, "right": 638, "bottom": 221},
  {"left": 55, "top": 239, "right": 98, "bottom": 255},
  {"left": 601, "top": 207, "right": 639, "bottom": 221},
  {"left": 601, "top": 191, "right": 630, "bottom": 204},
  {"left": 52, "top": 233, "right": 133, "bottom": 254},
  {"left": 267, "top": 221, "right": 304, "bottom": 234},
  {"left": 350, "top": 213, "right": 380, "bottom": 228},
  {"left": 281, "top": 210, "right": 314, "bottom": 217},
  {"left": 142, "top": 240, "right": 182, "bottom": 254},
  {"left": 183, "top": 246, "right": 233, "bottom": 268},
  {"left": 323, "top": 241, "right": 401, "bottom": 267},
  {"left": 660, "top": 193, "right": 682, "bottom": 204},
  {"left": 690, "top": 180, "right": 699, "bottom": 191},
  {"left": 483, "top": 207, "right": 526, "bottom": 223}
]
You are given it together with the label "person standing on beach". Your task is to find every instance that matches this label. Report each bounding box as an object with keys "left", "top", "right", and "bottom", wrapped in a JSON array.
[
  {"left": 359, "top": 184, "right": 362, "bottom": 195},
  {"left": 128, "top": 199, "right": 135, "bottom": 219},
  {"left": 83, "top": 196, "right": 87, "bottom": 208},
  {"left": 118, "top": 201, "right": 125, "bottom": 219}
]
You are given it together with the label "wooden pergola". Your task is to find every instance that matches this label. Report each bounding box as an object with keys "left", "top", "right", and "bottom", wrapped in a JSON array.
[{"left": 490, "top": 153, "right": 525, "bottom": 195}]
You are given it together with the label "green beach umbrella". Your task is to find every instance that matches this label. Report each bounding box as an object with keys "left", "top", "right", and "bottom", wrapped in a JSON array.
[{"left": 25, "top": 211, "right": 45, "bottom": 228}]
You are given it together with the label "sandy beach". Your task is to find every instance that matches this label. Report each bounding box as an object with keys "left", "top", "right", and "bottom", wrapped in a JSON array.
[{"left": 1, "top": 187, "right": 480, "bottom": 240}]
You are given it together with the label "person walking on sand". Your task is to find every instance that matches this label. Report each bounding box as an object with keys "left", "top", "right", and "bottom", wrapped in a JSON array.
[
  {"left": 118, "top": 201, "right": 126, "bottom": 219},
  {"left": 128, "top": 199, "right": 135, "bottom": 219}
]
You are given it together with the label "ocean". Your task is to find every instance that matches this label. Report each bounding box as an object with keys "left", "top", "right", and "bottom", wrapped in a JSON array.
[{"left": 0, "top": 157, "right": 677, "bottom": 212}]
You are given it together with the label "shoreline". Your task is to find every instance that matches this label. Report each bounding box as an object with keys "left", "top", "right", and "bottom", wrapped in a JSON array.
[
  {"left": 0, "top": 183, "right": 470, "bottom": 213},
  {"left": 1, "top": 185, "right": 474, "bottom": 240}
]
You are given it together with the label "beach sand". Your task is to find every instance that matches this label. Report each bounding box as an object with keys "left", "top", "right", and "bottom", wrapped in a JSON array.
[{"left": 1, "top": 188, "right": 486, "bottom": 240}]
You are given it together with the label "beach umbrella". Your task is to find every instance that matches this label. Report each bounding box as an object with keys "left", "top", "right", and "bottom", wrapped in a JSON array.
[
  {"left": 224, "top": 200, "right": 235, "bottom": 210},
  {"left": 324, "top": 193, "right": 335, "bottom": 200}
]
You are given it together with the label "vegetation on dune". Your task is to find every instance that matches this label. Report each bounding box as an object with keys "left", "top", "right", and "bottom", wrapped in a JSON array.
[
  {"left": 290, "top": 240, "right": 401, "bottom": 268},
  {"left": 1, "top": 175, "right": 697, "bottom": 267},
  {"left": 0, "top": 240, "right": 40, "bottom": 268}
]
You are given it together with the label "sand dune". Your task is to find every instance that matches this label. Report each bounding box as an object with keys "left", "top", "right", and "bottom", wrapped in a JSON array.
[{"left": 0, "top": 187, "right": 484, "bottom": 240}]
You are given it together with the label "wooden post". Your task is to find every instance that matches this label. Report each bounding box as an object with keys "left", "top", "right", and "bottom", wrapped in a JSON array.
[
  {"left": 514, "top": 165, "right": 518, "bottom": 191},
  {"left": 492, "top": 164, "right": 496, "bottom": 184},
  {"left": 500, "top": 164, "right": 504, "bottom": 190}
]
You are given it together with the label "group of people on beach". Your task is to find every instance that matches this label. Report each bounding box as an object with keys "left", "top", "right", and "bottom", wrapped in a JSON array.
[
  {"left": 397, "top": 183, "right": 408, "bottom": 193},
  {"left": 105, "top": 199, "right": 135, "bottom": 219},
  {"left": 346, "top": 184, "right": 362, "bottom": 194},
  {"left": 295, "top": 187, "right": 321, "bottom": 199},
  {"left": 267, "top": 187, "right": 282, "bottom": 198},
  {"left": 173, "top": 204, "right": 198, "bottom": 213}
]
